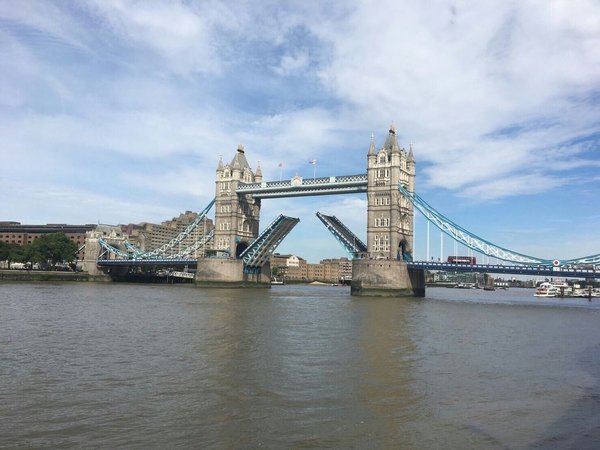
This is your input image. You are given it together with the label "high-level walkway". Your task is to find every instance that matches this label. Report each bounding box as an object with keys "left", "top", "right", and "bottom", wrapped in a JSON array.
[{"left": 236, "top": 174, "right": 367, "bottom": 198}]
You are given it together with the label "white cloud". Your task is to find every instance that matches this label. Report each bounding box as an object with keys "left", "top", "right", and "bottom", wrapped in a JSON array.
[
  {"left": 310, "top": 0, "right": 600, "bottom": 199},
  {"left": 1, "top": 181, "right": 174, "bottom": 224},
  {"left": 273, "top": 49, "right": 310, "bottom": 76},
  {"left": 1, "top": 0, "right": 599, "bottom": 262},
  {"left": 85, "top": 0, "right": 217, "bottom": 75}
]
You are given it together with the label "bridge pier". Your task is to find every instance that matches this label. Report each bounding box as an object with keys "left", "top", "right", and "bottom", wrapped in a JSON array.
[
  {"left": 194, "top": 258, "right": 271, "bottom": 287},
  {"left": 351, "top": 259, "right": 425, "bottom": 297}
]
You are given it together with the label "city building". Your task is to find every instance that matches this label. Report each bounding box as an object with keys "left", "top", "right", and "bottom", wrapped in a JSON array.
[
  {"left": 122, "top": 212, "right": 214, "bottom": 257},
  {"left": 0, "top": 221, "right": 96, "bottom": 260},
  {"left": 271, "top": 254, "right": 353, "bottom": 283},
  {"left": 271, "top": 254, "right": 308, "bottom": 280}
]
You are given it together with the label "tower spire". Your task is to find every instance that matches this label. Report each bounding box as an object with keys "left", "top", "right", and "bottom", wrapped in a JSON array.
[{"left": 368, "top": 132, "right": 376, "bottom": 155}]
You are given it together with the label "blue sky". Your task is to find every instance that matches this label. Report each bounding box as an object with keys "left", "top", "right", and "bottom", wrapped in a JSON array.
[{"left": 1, "top": 0, "right": 599, "bottom": 263}]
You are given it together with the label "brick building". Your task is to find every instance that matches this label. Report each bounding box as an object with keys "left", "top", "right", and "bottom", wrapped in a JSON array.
[
  {"left": 122, "top": 211, "right": 214, "bottom": 257},
  {"left": 0, "top": 222, "right": 96, "bottom": 260},
  {"left": 271, "top": 254, "right": 353, "bottom": 283}
]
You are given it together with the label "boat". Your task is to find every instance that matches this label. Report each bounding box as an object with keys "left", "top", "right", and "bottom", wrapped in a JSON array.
[
  {"left": 271, "top": 277, "right": 284, "bottom": 285},
  {"left": 550, "top": 280, "right": 571, "bottom": 296},
  {"left": 534, "top": 282, "right": 559, "bottom": 298},
  {"left": 572, "top": 289, "right": 590, "bottom": 298}
]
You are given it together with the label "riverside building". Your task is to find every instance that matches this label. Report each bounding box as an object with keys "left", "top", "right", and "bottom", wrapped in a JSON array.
[{"left": 0, "top": 221, "right": 96, "bottom": 260}]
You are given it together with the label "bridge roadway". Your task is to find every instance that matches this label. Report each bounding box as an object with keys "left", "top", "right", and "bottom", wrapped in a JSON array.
[
  {"left": 408, "top": 261, "right": 599, "bottom": 278},
  {"left": 97, "top": 259, "right": 598, "bottom": 280},
  {"left": 97, "top": 259, "right": 198, "bottom": 268}
]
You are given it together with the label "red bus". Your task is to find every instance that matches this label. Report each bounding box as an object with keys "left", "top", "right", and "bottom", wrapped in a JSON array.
[{"left": 447, "top": 256, "right": 476, "bottom": 265}]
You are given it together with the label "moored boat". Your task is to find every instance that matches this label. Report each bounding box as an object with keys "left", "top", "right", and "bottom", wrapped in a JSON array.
[{"left": 534, "top": 282, "right": 559, "bottom": 298}]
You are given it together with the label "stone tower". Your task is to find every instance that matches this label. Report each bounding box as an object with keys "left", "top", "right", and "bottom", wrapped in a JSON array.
[
  {"left": 366, "top": 125, "right": 415, "bottom": 261},
  {"left": 214, "top": 145, "right": 262, "bottom": 258}
]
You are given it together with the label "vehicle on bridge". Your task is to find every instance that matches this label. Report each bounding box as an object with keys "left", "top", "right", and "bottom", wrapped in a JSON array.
[{"left": 447, "top": 256, "right": 476, "bottom": 265}]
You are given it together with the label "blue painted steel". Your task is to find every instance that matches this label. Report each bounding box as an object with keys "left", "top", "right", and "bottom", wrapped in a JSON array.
[
  {"left": 408, "top": 261, "right": 599, "bottom": 279},
  {"left": 240, "top": 214, "right": 300, "bottom": 269},
  {"left": 399, "top": 184, "right": 600, "bottom": 266},
  {"left": 316, "top": 212, "right": 367, "bottom": 258},
  {"left": 397, "top": 184, "right": 553, "bottom": 265},
  {"left": 97, "top": 198, "right": 215, "bottom": 261},
  {"left": 97, "top": 258, "right": 197, "bottom": 267},
  {"left": 123, "top": 240, "right": 144, "bottom": 256},
  {"left": 98, "top": 238, "right": 131, "bottom": 259},
  {"left": 561, "top": 253, "right": 600, "bottom": 266},
  {"left": 141, "top": 198, "right": 215, "bottom": 258}
]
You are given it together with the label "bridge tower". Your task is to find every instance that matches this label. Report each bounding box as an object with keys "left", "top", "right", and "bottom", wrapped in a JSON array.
[
  {"left": 366, "top": 124, "right": 415, "bottom": 260},
  {"left": 196, "top": 144, "right": 270, "bottom": 286},
  {"left": 213, "top": 144, "right": 262, "bottom": 258},
  {"left": 352, "top": 125, "right": 423, "bottom": 297}
]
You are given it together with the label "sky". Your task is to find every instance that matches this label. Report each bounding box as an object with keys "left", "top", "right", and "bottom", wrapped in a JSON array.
[{"left": 1, "top": 0, "right": 599, "bottom": 263}]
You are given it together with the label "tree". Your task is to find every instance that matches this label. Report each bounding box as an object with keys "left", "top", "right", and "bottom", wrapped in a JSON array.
[
  {"left": 0, "top": 242, "right": 25, "bottom": 268},
  {"left": 29, "top": 233, "right": 78, "bottom": 269},
  {"left": 0, "top": 241, "right": 9, "bottom": 262}
]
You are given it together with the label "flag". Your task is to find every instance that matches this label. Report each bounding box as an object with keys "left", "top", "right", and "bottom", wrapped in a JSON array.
[{"left": 308, "top": 159, "right": 316, "bottom": 165}]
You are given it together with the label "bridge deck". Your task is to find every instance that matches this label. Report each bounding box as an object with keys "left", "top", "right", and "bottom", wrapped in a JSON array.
[
  {"left": 241, "top": 215, "right": 300, "bottom": 269},
  {"left": 97, "top": 259, "right": 198, "bottom": 267},
  {"left": 408, "top": 261, "right": 599, "bottom": 278},
  {"left": 316, "top": 212, "right": 367, "bottom": 257}
]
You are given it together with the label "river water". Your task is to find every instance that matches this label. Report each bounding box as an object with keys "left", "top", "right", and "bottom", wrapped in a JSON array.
[{"left": 1, "top": 283, "right": 599, "bottom": 449}]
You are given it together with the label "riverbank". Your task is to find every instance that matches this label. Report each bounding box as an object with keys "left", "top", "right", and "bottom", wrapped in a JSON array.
[{"left": 0, "top": 270, "right": 109, "bottom": 282}]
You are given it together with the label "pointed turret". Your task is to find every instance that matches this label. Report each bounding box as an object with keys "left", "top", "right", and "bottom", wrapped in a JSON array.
[
  {"left": 408, "top": 143, "right": 415, "bottom": 163},
  {"left": 383, "top": 123, "right": 400, "bottom": 153},
  {"left": 217, "top": 155, "right": 224, "bottom": 171},
  {"left": 368, "top": 133, "right": 376, "bottom": 156},
  {"left": 255, "top": 161, "right": 263, "bottom": 182},
  {"left": 230, "top": 144, "right": 251, "bottom": 171}
]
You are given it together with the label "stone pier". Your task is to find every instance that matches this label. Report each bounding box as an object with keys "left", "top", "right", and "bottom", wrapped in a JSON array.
[
  {"left": 194, "top": 259, "right": 271, "bottom": 287},
  {"left": 351, "top": 259, "right": 425, "bottom": 297}
]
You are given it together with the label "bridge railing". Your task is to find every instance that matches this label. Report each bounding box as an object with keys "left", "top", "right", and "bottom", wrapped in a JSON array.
[
  {"left": 236, "top": 174, "right": 368, "bottom": 192},
  {"left": 408, "top": 261, "right": 599, "bottom": 278}
]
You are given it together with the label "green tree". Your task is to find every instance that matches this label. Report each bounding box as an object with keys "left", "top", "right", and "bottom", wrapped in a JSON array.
[
  {"left": 0, "top": 241, "right": 9, "bottom": 262},
  {"left": 0, "top": 242, "right": 26, "bottom": 268},
  {"left": 29, "top": 233, "right": 78, "bottom": 269}
]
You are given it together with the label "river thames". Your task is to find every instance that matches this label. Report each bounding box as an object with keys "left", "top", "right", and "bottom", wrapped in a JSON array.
[{"left": 1, "top": 282, "right": 599, "bottom": 449}]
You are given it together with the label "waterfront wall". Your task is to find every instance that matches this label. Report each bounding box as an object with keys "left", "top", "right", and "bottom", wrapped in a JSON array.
[
  {"left": 0, "top": 270, "right": 110, "bottom": 282},
  {"left": 351, "top": 259, "right": 425, "bottom": 297},
  {"left": 194, "top": 259, "right": 271, "bottom": 287}
]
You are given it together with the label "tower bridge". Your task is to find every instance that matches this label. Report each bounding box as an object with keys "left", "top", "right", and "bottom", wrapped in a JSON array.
[
  {"left": 191, "top": 125, "right": 419, "bottom": 293},
  {"left": 87, "top": 124, "right": 600, "bottom": 295}
]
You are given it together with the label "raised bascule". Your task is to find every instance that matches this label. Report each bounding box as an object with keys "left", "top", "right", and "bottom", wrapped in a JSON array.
[{"left": 87, "top": 125, "right": 600, "bottom": 295}]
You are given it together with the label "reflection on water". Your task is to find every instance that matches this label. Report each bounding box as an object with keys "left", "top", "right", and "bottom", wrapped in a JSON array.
[{"left": 1, "top": 283, "right": 599, "bottom": 448}]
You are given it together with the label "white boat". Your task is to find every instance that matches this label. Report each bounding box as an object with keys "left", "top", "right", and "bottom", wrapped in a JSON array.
[
  {"left": 573, "top": 289, "right": 590, "bottom": 298},
  {"left": 550, "top": 280, "right": 570, "bottom": 295},
  {"left": 534, "top": 282, "right": 559, "bottom": 298}
]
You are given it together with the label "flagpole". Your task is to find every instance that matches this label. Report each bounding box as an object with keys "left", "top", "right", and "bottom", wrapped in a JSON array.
[{"left": 309, "top": 159, "right": 317, "bottom": 179}]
